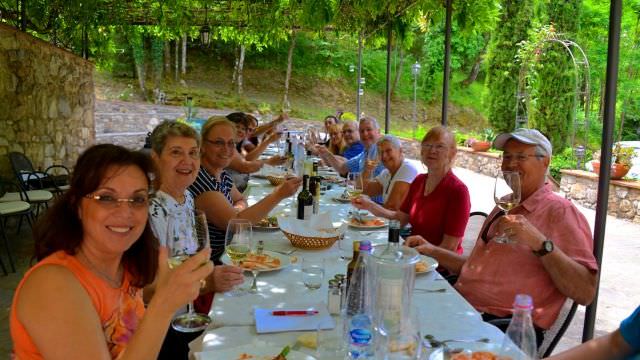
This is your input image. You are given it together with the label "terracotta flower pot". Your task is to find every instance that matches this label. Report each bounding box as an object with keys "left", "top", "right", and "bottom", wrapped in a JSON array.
[
  {"left": 611, "top": 163, "right": 630, "bottom": 180},
  {"left": 470, "top": 141, "right": 491, "bottom": 152},
  {"left": 591, "top": 161, "right": 630, "bottom": 180}
]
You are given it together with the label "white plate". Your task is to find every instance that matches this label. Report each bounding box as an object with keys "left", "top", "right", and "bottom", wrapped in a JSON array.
[
  {"left": 428, "top": 342, "right": 503, "bottom": 360},
  {"left": 221, "top": 250, "right": 291, "bottom": 272},
  {"left": 195, "top": 344, "right": 316, "bottom": 360},
  {"left": 348, "top": 217, "right": 388, "bottom": 230},
  {"left": 416, "top": 255, "right": 439, "bottom": 274}
]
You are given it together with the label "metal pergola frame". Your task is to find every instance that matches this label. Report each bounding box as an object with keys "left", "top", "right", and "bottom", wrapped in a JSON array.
[{"left": 7, "top": 0, "right": 624, "bottom": 343}]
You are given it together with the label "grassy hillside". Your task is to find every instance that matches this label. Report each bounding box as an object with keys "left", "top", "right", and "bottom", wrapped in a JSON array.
[{"left": 95, "top": 34, "right": 489, "bottom": 140}]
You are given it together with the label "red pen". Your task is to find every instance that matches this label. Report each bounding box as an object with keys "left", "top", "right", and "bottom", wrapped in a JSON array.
[{"left": 271, "top": 310, "right": 318, "bottom": 316}]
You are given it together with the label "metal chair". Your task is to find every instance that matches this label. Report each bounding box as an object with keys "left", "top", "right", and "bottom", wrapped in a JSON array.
[
  {"left": 0, "top": 179, "right": 34, "bottom": 274},
  {"left": 8, "top": 151, "right": 70, "bottom": 197}
]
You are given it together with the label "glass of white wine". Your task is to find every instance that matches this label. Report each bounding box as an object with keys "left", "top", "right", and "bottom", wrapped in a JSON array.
[
  {"left": 224, "top": 219, "right": 252, "bottom": 296},
  {"left": 166, "top": 209, "right": 211, "bottom": 332},
  {"left": 493, "top": 171, "right": 521, "bottom": 243},
  {"left": 346, "top": 172, "right": 363, "bottom": 199}
]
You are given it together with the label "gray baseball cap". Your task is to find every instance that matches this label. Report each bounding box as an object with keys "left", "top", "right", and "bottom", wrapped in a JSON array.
[{"left": 493, "top": 128, "right": 552, "bottom": 157}]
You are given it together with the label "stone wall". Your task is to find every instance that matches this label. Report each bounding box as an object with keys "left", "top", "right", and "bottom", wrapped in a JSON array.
[
  {"left": 454, "top": 146, "right": 502, "bottom": 177},
  {"left": 560, "top": 169, "right": 640, "bottom": 223},
  {"left": 0, "top": 23, "right": 94, "bottom": 178}
]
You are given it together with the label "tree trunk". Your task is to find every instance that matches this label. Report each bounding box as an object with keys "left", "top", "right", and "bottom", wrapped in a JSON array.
[
  {"left": 390, "top": 46, "right": 404, "bottom": 99},
  {"left": 181, "top": 34, "right": 187, "bottom": 75},
  {"left": 237, "top": 44, "right": 245, "bottom": 95},
  {"left": 283, "top": 32, "right": 297, "bottom": 109},
  {"left": 174, "top": 39, "right": 179, "bottom": 82},
  {"left": 130, "top": 33, "right": 147, "bottom": 100},
  {"left": 462, "top": 35, "right": 488, "bottom": 87},
  {"left": 231, "top": 45, "right": 239, "bottom": 91},
  {"left": 598, "top": 78, "right": 605, "bottom": 122},
  {"left": 164, "top": 40, "right": 171, "bottom": 79}
]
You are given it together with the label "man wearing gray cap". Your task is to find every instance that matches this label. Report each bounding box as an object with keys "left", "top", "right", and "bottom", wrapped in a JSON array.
[{"left": 406, "top": 128, "right": 598, "bottom": 343}]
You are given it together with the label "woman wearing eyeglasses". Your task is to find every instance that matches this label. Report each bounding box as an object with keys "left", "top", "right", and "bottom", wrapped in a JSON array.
[
  {"left": 189, "top": 117, "right": 301, "bottom": 263},
  {"left": 147, "top": 121, "right": 244, "bottom": 359},
  {"left": 10, "top": 144, "right": 213, "bottom": 359},
  {"left": 353, "top": 126, "right": 470, "bottom": 255},
  {"left": 225, "top": 112, "right": 286, "bottom": 193}
]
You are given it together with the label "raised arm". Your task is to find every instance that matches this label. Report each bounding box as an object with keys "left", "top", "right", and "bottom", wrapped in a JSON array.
[
  {"left": 195, "top": 177, "right": 301, "bottom": 228},
  {"left": 15, "top": 248, "right": 212, "bottom": 360},
  {"left": 496, "top": 210, "right": 597, "bottom": 305},
  {"left": 245, "top": 131, "right": 281, "bottom": 161},
  {"left": 316, "top": 145, "right": 349, "bottom": 176}
]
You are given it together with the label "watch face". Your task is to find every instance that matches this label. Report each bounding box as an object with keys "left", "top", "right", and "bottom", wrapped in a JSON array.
[{"left": 544, "top": 241, "right": 554, "bottom": 252}]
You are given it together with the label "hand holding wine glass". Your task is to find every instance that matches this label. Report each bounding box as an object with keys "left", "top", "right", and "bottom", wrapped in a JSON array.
[
  {"left": 493, "top": 171, "right": 521, "bottom": 243},
  {"left": 224, "top": 219, "right": 252, "bottom": 296},
  {"left": 346, "top": 172, "right": 363, "bottom": 199},
  {"left": 165, "top": 209, "right": 212, "bottom": 332}
]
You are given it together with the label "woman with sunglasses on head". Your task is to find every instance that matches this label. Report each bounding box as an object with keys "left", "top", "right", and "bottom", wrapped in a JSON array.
[
  {"left": 225, "top": 112, "right": 286, "bottom": 193},
  {"left": 147, "top": 121, "right": 244, "bottom": 359},
  {"left": 10, "top": 144, "right": 213, "bottom": 359},
  {"left": 353, "top": 126, "right": 470, "bottom": 257},
  {"left": 189, "top": 117, "right": 301, "bottom": 263}
]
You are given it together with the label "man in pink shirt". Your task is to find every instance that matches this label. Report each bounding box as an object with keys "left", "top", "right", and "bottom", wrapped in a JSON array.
[{"left": 406, "top": 129, "right": 598, "bottom": 338}]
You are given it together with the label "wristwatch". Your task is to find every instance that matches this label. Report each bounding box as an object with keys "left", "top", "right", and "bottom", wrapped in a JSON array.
[{"left": 533, "top": 239, "right": 554, "bottom": 257}]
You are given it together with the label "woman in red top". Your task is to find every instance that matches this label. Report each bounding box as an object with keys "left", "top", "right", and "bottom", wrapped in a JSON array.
[{"left": 353, "top": 126, "right": 470, "bottom": 254}]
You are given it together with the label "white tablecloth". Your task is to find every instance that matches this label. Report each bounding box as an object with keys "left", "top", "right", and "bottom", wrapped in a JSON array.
[{"left": 189, "top": 178, "right": 508, "bottom": 358}]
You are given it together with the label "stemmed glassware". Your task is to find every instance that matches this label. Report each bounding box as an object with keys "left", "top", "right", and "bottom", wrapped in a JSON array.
[
  {"left": 166, "top": 209, "right": 211, "bottom": 332},
  {"left": 493, "top": 171, "right": 522, "bottom": 243},
  {"left": 346, "top": 172, "right": 364, "bottom": 222},
  {"left": 224, "top": 219, "right": 252, "bottom": 296}
]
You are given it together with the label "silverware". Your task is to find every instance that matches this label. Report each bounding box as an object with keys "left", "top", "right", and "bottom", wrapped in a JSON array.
[
  {"left": 423, "top": 334, "right": 491, "bottom": 348},
  {"left": 270, "top": 249, "right": 297, "bottom": 256},
  {"left": 414, "top": 288, "right": 447, "bottom": 293}
]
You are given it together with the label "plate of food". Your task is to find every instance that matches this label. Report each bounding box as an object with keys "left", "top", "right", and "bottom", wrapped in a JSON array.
[
  {"left": 428, "top": 342, "right": 505, "bottom": 360},
  {"left": 195, "top": 344, "right": 316, "bottom": 360},
  {"left": 415, "top": 255, "right": 439, "bottom": 274},
  {"left": 221, "top": 250, "right": 291, "bottom": 272},
  {"left": 254, "top": 216, "right": 279, "bottom": 231},
  {"left": 348, "top": 215, "right": 387, "bottom": 229}
]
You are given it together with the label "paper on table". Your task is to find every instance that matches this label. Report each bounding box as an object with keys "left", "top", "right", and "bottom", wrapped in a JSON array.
[
  {"left": 278, "top": 213, "right": 343, "bottom": 238},
  {"left": 255, "top": 303, "right": 334, "bottom": 333}
]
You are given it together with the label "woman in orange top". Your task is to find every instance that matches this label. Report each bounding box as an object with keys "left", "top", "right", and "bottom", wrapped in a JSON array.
[{"left": 10, "top": 144, "right": 213, "bottom": 359}]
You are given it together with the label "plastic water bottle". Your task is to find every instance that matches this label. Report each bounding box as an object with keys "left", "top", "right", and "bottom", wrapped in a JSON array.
[
  {"left": 345, "top": 240, "right": 374, "bottom": 359},
  {"left": 500, "top": 294, "right": 538, "bottom": 360}
]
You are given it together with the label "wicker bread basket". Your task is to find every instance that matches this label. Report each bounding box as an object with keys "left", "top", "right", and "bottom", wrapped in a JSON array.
[
  {"left": 282, "top": 229, "right": 340, "bottom": 250},
  {"left": 265, "top": 175, "right": 285, "bottom": 186}
]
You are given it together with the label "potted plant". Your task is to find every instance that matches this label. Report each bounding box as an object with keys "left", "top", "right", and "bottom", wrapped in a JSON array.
[
  {"left": 470, "top": 128, "right": 495, "bottom": 152},
  {"left": 592, "top": 144, "right": 636, "bottom": 180}
]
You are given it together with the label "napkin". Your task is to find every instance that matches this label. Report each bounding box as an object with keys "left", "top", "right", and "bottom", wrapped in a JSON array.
[
  {"left": 254, "top": 303, "right": 334, "bottom": 333},
  {"left": 278, "top": 213, "right": 343, "bottom": 238}
]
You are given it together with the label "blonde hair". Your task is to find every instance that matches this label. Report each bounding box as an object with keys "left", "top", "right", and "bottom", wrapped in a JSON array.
[
  {"left": 422, "top": 126, "right": 457, "bottom": 165},
  {"left": 201, "top": 116, "right": 236, "bottom": 141},
  {"left": 327, "top": 123, "right": 345, "bottom": 155},
  {"left": 150, "top": 120, "right": 200, "bottom": 155}
]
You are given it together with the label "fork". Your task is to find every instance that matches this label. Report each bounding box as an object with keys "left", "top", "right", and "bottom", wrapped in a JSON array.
[
  {"left": 270, "top": 249, "right": 297, "bottom": 256},
  {"left": 414, "top": 288, "right": 447, "bottom": 293}
]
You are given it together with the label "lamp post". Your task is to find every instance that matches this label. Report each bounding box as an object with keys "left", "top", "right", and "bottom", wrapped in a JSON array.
[
  {"left": 411, "top": 62, "right": 421, "bottom": 139},
  {"left": 200, "top": 5, "right": 211, "bottom": 47},
  {"left": 574, "top": 145, "right": 586, "bottom": 169}
]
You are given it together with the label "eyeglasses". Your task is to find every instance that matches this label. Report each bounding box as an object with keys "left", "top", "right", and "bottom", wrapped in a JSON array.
[
  {"left": 167, "top": 148, "right": 200, "bottom": 160},
  {"left": 85, "top": 193, "right": 150, "bottom": 209},
  {"left": 421, "top": 143, "right": 447, "bottom": 152},
  {"left": 205, "top": 139, "right": 236, "bottom": 149},
  {"left": 502, "top": 153, "right": 544, "bottom": 163}
]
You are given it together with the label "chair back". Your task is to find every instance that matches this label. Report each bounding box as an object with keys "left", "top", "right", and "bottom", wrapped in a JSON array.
[
  {"left": 462, "top": 211, "right": 488, "bottom": 256},
  {"left": 538, "top": 298, "right": 578, "bottom": 357},
  {"left": 8, "top": 152, "right": 35, "bottom": 174}
]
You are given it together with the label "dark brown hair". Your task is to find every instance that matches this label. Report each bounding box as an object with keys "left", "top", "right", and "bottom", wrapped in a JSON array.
[{"left": 33, "top": 144, "right": 158, "bottom": 288}]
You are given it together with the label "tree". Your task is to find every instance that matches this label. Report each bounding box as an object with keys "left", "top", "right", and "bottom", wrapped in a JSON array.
[
  {"left": 529, "top": 1, "right": 582, "bottom": 152},
  {"left": 485, "top": 0, "right": 534, "bottom": 133}
]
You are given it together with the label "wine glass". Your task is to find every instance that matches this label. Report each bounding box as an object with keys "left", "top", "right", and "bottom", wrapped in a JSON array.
[
  {"left": 224, "top": 219, "right": 252, "bottom": 296},
  {"left": 365, "top": 147, "right": 380, "bottom": 178},
  {"left": 248, "top": 235, "right": 262, "bottom": 293},
  {"left": 346, "top": 172, "right": 364, "bottom": 222},
  {"left": 493, "top": 171, "right": 521, "bottom": 243},
  {"left": 166, "top": 209, "right": 211, "bottom": 332}
]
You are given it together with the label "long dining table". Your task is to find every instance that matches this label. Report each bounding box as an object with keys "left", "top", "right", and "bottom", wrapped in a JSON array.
[{"left": 188, "top": 173, "right": 510, "bottom": 359}]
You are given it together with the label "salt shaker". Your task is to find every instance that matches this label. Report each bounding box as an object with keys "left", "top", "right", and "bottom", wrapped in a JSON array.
[{"left": 327, "top": 279, "right": 342, "bottom": 315}]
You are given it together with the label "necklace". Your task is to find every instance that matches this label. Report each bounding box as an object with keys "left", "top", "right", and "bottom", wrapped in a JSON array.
[{"left": 78, "top": 249, "right": 124, "bottom": 289}]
